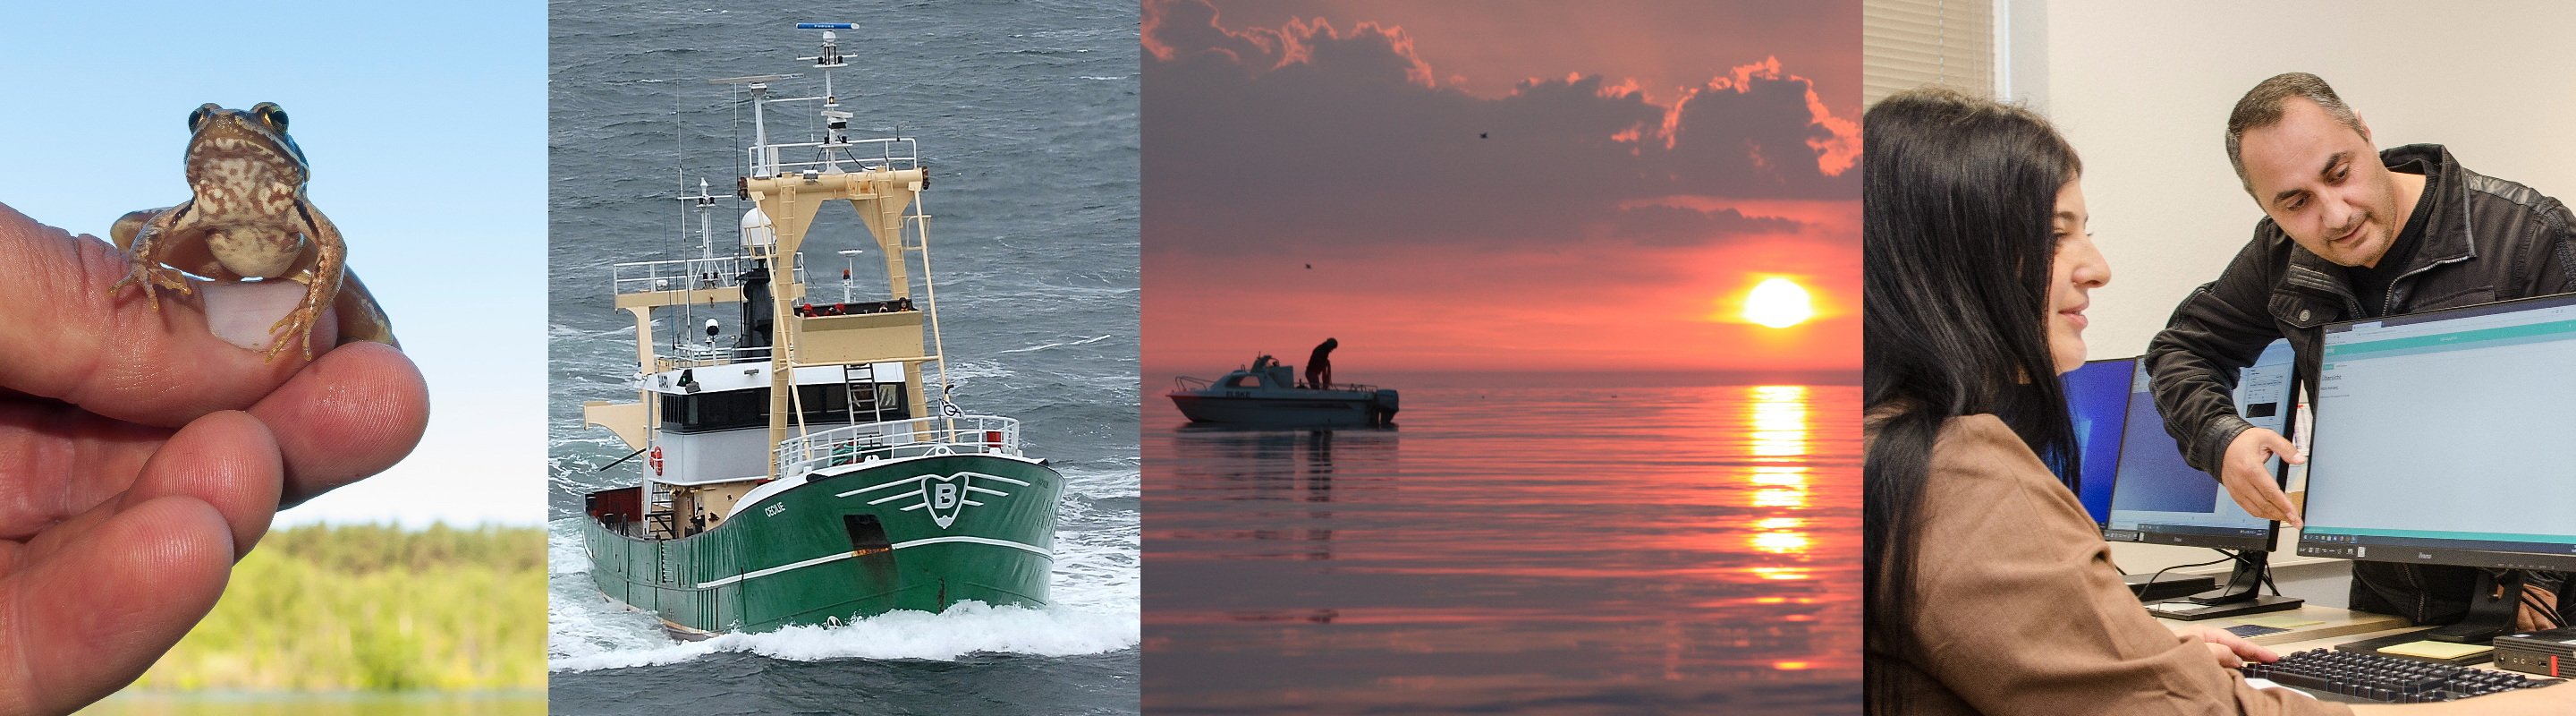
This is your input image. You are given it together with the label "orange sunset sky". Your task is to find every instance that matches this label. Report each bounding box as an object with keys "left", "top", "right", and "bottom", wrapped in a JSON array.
[{"left": 1141, "top": 0, "right": 1860, "bottom": 374}]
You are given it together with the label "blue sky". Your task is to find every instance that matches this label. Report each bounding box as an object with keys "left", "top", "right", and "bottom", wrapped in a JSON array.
[{"left": 0, "top": 1, "right": 547, "bottom": 526}]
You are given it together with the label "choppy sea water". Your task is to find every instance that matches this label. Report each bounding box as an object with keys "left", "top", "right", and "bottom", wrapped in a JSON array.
[
  {"left": 1144, "top": 378, "right": 1861, "bottom": 714},
  {"left": 544, "top": 1, "right": 1138, "bottom": 713}
]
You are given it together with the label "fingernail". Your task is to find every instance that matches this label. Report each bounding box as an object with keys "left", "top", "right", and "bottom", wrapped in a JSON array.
[{"left": 199, "top": 281, "right": 308, "bottom": 352}]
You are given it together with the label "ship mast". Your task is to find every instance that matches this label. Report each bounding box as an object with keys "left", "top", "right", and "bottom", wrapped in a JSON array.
[{"left": 726, "top": 23, "right": 949, "bottom": 479}]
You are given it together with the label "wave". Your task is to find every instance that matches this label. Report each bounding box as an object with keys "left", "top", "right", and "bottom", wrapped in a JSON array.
[
  {"left": 549, "top": 519, "right": 592, "bottom": 575},
  {"left": 549, "top": 601, "right": 1138, "bottom": 672},
  {"left": 996, "top": 333, "right": 1116, "bottom": 354},
  {"left": 941, "top": 360, "right": 1019, "bottom": 381}
]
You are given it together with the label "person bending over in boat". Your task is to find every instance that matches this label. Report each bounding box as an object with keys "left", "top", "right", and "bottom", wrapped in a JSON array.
[{"left": 1306, "top": 337, "right": 1337, "bottom": 389}]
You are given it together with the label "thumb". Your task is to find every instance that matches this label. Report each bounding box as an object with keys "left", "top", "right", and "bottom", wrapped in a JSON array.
[
  {"left": 2264, "top": 430, "right": 2303, "bottom": 465},
  {"left": 0, "top": 202, "right": 310, "bottom": 428}
]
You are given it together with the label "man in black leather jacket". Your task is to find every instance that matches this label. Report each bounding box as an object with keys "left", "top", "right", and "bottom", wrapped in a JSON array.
[{"left": 2144, "top": 72, "right": 2576, "bottom": 627}]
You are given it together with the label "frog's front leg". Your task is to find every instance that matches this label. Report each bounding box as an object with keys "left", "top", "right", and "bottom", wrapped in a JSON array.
[
  {"left": 106, "top": 203, "right": 201, "bottom": 309},
  {"left": 110, "top": 209, "right": 156, "bottom": 251},
  {"left": 267, "top": 201, "right": 345, "bottom": 362}
]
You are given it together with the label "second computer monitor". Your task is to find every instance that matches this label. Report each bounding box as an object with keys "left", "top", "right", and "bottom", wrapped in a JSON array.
[
  {"left": 2063, "top": 357, "right": 2134, "bottom": 526},
  {"left": 2298, "top": 294, "right": 2576, "bottom": 573},
  {"left": 2103, "top": 340, "right": 2293, "bottom": 551}
]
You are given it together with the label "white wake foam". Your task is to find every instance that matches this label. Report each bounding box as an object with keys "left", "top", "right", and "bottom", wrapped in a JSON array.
[
  {"left": 997, "top": 334, "right": 1116, "bottom": 354},
  {"left": 549, "top": 601, "right": 1136, "bottom": 672}
]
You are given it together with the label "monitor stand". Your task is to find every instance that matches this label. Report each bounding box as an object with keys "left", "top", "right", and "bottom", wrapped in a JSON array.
[
  {"left": 2146, "top": 551, "right": 2304, "bottom": 621},
  {"left": 2420, "top": 569, "right": 2526, "bottom": 644},
  {"left": 2127, "top": 572, "right": 2220, "bottom": 601},
  {"left": 2326, "top": 571, "right": 2526, "bottom": 665}
]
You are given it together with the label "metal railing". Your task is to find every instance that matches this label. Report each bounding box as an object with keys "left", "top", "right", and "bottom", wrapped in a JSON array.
[
  {"left": 662, "top": 343, "right": 774, "bottom": 369},
  {"left": 750, "top": 136, "right": 922, "bottom": 178},
  {"left": 775, "top": 414, "right": 1021, "bottom": 476},
  {"left": 611, "top": 254, "right": 809, "bottom": 295},
  {"left": 613, "top": 256, "right": 745, "bottom": 294}
]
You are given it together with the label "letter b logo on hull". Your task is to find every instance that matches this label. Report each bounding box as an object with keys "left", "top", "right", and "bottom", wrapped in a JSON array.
[
  {"left": 894, "top": 471, "right": 1013, "bottom": 530},
  {"left": 924, "top": 473, "right": 967, "bottom": 528}
]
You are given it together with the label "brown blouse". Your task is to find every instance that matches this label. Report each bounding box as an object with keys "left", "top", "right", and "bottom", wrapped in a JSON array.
[{"left": 1869, "top": 414, "right": 2351, "bottom": 715}]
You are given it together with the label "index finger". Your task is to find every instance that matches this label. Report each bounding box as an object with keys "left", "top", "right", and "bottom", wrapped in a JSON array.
[
  {"left": 2202, "top": 642, "right": 2244, "bottom": 669},
  {"left": 0, "top": 202, "right": 316, "bottom": 427},
  {"left": 2251, "top": 467, "right": 2301, "bottom": 526},
  {"left": 2206, "top": 630, "right": 2279, "bottom": 663},
  {"left": 2273, "top": 487, "right": 2302, "bottom": 527}
]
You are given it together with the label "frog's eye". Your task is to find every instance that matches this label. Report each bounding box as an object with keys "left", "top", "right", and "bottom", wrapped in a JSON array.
[
  {"left": 187, "top": 107, "right": 208, "bottom": 132},
  {"left": 253, "top": 104, "right": 289, "bottom": 132}
]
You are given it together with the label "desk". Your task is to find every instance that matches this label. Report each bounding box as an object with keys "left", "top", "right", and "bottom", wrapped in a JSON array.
[
  {"left": 2154, "top": 604, "right": 2410, "bottom": 646},
  {"left": 2172, "top": 605, "right": 2518, "bottom": 672},
  {"left": 2231, "top": 617, "right": 2545, "bottom": 705},
  {"left": 2269, "top": 626, "right": 2503, "bottom": 669}
]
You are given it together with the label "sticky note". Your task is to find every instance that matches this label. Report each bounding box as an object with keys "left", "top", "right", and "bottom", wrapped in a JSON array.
[
  {"left": 2233, "top": 615, "right": 2325, "bottom": 629},
  {"left": 2377, "top": 641, "right": 2494, "bottom": 660}
]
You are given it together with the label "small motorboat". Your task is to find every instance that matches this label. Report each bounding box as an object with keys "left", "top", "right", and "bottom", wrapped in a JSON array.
[{"left": 1168, "top": 355, "right": 1398, "bottom": 427}]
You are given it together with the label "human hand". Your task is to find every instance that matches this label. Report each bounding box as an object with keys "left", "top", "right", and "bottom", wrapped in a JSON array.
[
  {"left": 0, "top": 202, "right": 428, "bottom": 714},
  {"left": 2177, "top": 626, "right": 2279, "bottom": 669},
  {"left": 2219, "top": 428, "right": 2302, "bottom": 526}
]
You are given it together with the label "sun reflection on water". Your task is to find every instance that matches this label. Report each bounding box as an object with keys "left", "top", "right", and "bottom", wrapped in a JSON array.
[
  {"left": 1750, "top": 386, "right": 1809, "bottom": 456},
  {"left": 1744, "top": 386, "right": 1812, "bottom": 580},
  {"left": 1752, "top": 531, "right": 1811, "bottom": 554}
]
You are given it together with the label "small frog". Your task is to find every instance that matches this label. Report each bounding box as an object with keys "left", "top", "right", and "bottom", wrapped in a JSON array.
[{"left": 107, "top": 102, "right": 395, "bottom": 361}]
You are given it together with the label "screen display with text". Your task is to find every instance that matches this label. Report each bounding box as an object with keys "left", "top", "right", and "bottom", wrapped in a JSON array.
[{"left": 2301, "top": 295, "right": 2576, "bottom": 571}]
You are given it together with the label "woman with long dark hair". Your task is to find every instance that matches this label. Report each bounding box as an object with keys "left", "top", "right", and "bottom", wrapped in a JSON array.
[{"left": 1861, "top": 89, "right": 2573, "bottom": 715}]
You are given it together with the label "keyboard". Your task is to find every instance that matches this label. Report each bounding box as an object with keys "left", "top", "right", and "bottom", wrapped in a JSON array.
[{"left": 2240, "top": 648, "right": 2564, "bottom": 703}]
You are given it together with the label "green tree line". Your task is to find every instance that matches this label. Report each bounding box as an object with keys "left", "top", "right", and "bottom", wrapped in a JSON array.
[{"left": 127, "top": 523, "right": 547, "bottom": 692}]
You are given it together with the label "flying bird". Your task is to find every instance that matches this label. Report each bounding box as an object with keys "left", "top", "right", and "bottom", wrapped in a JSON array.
[{"left": 1479, "top": 132, "right": 1488, "bottom": 139}]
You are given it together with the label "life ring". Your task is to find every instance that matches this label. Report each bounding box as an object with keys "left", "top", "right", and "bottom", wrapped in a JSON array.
[{"left": 649, "top": 446, "right": 665, "bottom": 475}]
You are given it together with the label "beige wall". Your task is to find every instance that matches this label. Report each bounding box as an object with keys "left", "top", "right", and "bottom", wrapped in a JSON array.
[
  {"left": 2001, "top": 0, "right": 2576, "bottom": 583},
  {"left": 2006, "top": 0, "right": 2576, "bottom": 362}
]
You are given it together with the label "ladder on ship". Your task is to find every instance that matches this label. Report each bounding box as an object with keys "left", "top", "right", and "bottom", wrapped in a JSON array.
[{"left": 644, "top": 479, "right": 679, "bottom": 542}]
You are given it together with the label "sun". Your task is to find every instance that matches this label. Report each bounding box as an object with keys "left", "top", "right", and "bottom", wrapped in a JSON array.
[{"left": 1742, "top": 277, "right": 1815, "bottom": 328}]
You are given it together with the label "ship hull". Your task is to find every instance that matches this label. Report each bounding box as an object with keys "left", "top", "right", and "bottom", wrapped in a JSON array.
[
  {"left": 1168, "top": 392, "right": 1392, "bottom": 427},
  {"left": 581, "top": 453, "right": 1061, "bottom": 635}
]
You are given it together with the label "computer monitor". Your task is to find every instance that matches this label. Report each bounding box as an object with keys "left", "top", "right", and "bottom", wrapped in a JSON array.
[
  {"left": 2104, "top": 339, "right": 2294, "bottom": 552},
  {"left": 2298, "top": 294, "right": 2576, "bottom": 641},
  {"left": 2062, "top": 357, "right": 2135, "bottom": 526}
]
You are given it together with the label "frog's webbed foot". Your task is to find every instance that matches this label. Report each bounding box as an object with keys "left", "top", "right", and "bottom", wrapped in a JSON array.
[
  {"left": 260, "top": 299, "right": 323, "bottom": 362},
  {"left": 105, "top": 205, "right": 197, "bottom": 311},
  {"left": 106, "top": 258, "right": 196, "bottom": 311}
]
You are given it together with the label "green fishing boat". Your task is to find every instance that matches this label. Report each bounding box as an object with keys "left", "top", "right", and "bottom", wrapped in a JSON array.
[{"left": 578, "top": 24, "right": 1060, "bottom": 638}]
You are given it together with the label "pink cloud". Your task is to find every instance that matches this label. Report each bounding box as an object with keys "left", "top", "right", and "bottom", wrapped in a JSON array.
[{"left": 1143, "top": 0, "right": 1859, "bottom": 254}]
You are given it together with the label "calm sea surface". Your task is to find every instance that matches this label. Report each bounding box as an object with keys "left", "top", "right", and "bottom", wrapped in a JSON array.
[
  {"left": 546, "top": 1, "right": 1139, "bottom": 713},
  {"left": 1144, "top": 378, "right": 1860, "bottom": 713}
]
